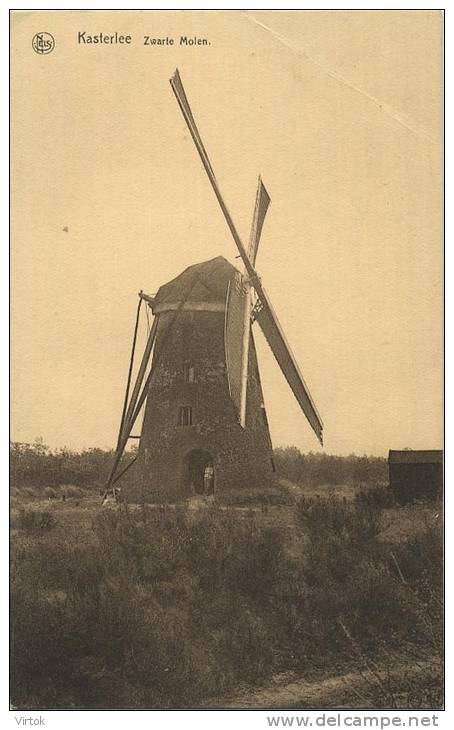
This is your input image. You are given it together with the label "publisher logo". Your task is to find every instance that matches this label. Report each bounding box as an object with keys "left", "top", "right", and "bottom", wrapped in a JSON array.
[{"left": 32, "top": 32, "right": 55, "bottom": 55}]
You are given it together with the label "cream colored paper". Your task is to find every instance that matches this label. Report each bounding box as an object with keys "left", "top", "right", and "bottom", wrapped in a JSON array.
[{"left": 11, "top": 10, "right": 443, "bottom": 456}]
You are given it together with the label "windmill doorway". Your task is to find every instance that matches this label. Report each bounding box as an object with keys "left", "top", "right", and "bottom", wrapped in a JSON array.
[{"left": 184, "top": 449, "right": 215, "bottom": 495}]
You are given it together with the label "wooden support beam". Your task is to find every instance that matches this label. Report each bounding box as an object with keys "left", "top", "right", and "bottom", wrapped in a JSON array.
[
  {"left": 139, "top": 291, "right": 155, "bottom": 306},
  {"left": 116, "top": 297, "right": 143, "bottom": 451},
  {"left": 119, "top": 316, "right": 157, "bottom": 445},
  {"left": 102, "top": 318, "right": 157, "bottom": 502}
]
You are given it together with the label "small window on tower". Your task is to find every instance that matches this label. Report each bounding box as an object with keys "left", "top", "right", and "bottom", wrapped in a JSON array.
[
  {"left": 183, "top": 362, "right": 195, "bottom": 383},
  {"left": 178, "top": 406, "right": 193, "bottom": 426}
]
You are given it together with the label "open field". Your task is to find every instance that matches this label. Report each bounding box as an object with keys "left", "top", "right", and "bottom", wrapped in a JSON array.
[
  {"left": 10, "top": 441, "right": 443, "bottom": 709},
  {"left": 10, "top": 467, "right": 443, "bottom": 710},
  {"left": 11, "top": 488, "right": 441, "bottom": 551}
]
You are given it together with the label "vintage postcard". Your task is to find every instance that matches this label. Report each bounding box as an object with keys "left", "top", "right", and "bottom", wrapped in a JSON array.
[{"left": 10, "top": 9, "right": 443, "bottom": 713}]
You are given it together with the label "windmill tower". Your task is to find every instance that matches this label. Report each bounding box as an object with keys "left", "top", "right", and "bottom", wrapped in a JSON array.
[{"left": 104, "top": 70, "right": 323, "bottom": 502}]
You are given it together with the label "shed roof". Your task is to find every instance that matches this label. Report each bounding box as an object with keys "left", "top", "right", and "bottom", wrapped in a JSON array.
[
  {"left": 388, "top": 450, "right": 443, "bottom": 465},
  {"left": 152, "top": 256, "right": 237, "bottom": 312}
]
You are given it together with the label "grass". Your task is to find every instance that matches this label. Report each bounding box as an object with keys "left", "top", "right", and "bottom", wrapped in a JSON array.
[
  {"left": 10, "top": 484, "right": 443, "bottom": 710},
  {"left": 217, "top": 484, "right": 295, "bottom": 507},
  {"left": 11, "top": 508, "right": 57, "bottom": 533},
  {"left": 11, "top": 504, "right": 286, "bottom": 708}
]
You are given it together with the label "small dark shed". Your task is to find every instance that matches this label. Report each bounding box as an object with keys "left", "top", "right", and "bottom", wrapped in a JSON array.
[{"left": 388, "top": 450, "right": 443, "bottom": 504}]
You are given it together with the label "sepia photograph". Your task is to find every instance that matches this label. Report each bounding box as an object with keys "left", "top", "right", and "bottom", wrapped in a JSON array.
[{"left": 10, "top": 8, "right": 443, "bottom": 711}]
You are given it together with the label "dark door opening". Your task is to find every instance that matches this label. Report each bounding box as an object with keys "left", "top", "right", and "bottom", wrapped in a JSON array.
[{"left": 183, "top": 449, "right": 215, "bottom": 495}]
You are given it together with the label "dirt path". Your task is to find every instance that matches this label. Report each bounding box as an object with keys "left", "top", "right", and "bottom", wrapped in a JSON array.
[{"left": 204, "top": 660, "right": 439, "bottom": 709}]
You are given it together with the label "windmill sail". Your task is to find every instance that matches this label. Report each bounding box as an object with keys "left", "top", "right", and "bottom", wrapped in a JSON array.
[
  {"left": 254, "top": 289, "right": 323, "bottom": 444},
  {"left": 238, "top": 177, "right": 271, "bottom": 425},
  {"left": 170, "top": 69, "right": 323, "bottom": 445},
  {"left": 248, "top": 177, "right": 270, "bottom": 267},
  {"left": 224, "top": 271, "right": 248, "bottom": 420},
  {"left": 225, "top": 178, "right": 271, "bottom": 426},
  {"left": 170, "top": 70, "right": 254, "bottom": 279}
]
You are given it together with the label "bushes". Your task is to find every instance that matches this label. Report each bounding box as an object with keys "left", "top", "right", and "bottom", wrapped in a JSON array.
[
  {"left": 64, "top": 485, "right": 83, "bottom": 499},
  {"left": 11, "top": 499, "right": 443, "bottom": 709},
  {"left": 44, "top": 487, "right": 57, "bottom": 500},
  {"left": 293, "top": 496, "right": 442, "bottom": 665},
  {"left": 11, "top": 506, "right": 286, "bottom": 708},
  {"left": 11, "top": 440, "right": 389, "bottom": 493},
  {"left": 10, "top": 439, "right": 127, "bottom": 490},
  {"left": 12, "top": 508, "right": 57, "bottom": 533},
  {"left": 94, "top": 506, "right": 285, "bottom": 608},
  {"left": 217, "top": 485, "right": 294, "bottom": 507},
  {"left": 274, "top": 447, "right": 388, "bottom": 486},
  {"left": 355, "top": 483, "right": 396, "bottom": 509},
  {"left": 298, "top": 494, "right": 383, "bottom": 544}
]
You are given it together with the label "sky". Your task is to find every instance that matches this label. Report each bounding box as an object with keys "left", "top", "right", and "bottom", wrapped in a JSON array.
[{"left": 11, "top": 10, "right": 443, "bottom": 456}]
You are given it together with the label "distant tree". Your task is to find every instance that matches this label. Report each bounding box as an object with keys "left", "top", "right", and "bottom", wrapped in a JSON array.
[
  {"left": 10, "top": 440, "right": 120, "bottom": 490},
  {"left": 273, "top": 447, "right": 387, "bottom": 486}
]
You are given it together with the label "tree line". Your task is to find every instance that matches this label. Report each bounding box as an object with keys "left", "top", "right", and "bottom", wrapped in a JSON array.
[
  {"left": 273, "top": 446, "right": 388, "bottom": 485},
  {"left": 11, "top": 439, "right": 387, "bottom": 489}
]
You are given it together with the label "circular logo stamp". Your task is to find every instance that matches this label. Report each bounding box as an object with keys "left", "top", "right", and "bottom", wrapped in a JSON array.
[{"left": 32, "top": 32, "right": 55, "bottom": 55}]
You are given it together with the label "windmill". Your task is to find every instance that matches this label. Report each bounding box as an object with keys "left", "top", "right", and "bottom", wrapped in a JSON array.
[{"left": 103, "top": 70, "right": 323, "bottom": 502}]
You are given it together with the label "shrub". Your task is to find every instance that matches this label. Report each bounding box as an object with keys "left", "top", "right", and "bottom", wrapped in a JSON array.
[
  {"left": 292, "top": 496, "right": 443, "bottom": 666},
  {"left": 12, "top": 508, "right": 57, "bottom": 533},
  {"left": 355, "top": 483, "right": 396, "bottom": 509},
  {"left": 387, "top": 524, "right": 443, "bottom": 649},
  {"left": 298, "top": 493, "right": 383, "bottom": 544},
  {"left": 65, "top": 485, "right": 83, "bottom": 499},
  {"left": 11, "top": 505, "right": 286, "bottom": 708},
  {"left": 217, "top": 485, "right": 294, "bottom": 507},
  {"left": 10, "top": 498, "right": 442, "bottom": 709}
]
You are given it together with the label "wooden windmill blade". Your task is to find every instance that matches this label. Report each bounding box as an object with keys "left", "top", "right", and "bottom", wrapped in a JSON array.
[
  {"left": 253, "top": 288, "right": 324, "bottom": 444},
  {"left": 170, "top": 70, "right": 255, "bottom": 281},
  {"left": 170, "top": 69, "right": 323, "bottom": 445},
  {"left": 225, "top": 177, "right": 271, "bottom": 426},
  {"left": 238, "top": 177, "right": 270, "bottom": 426},
  {"left": 248, "top": 176, "right": 270, "bottom": 267},
  {"left": 224, "top": 273, "right": 246, "bottom": 421}
]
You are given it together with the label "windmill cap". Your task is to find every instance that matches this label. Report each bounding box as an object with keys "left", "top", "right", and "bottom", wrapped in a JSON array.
[{"left": 151, "top": 256, "right": 238, "bottom": 314}]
